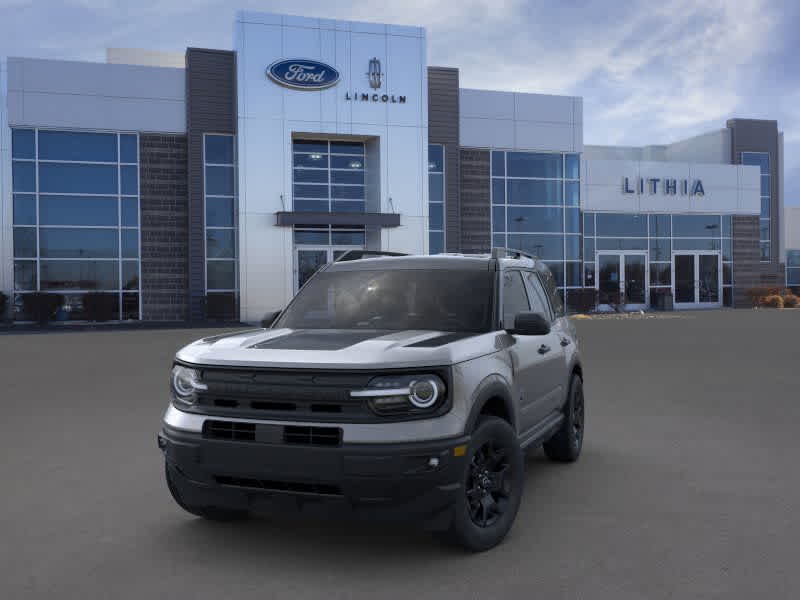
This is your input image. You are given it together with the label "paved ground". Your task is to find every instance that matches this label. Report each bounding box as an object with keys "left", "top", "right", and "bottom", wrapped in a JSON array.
[{"left": 1, "top": 309, "right": 799, "bottom": 600}]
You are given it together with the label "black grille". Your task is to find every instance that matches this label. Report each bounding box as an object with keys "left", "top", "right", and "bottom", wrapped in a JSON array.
[
  {"left": 283, "top": 426, "right": 342, "bottom": 447},
  {"left": 203, "top": 420, "right": 256, "bottom": 441},
  {"left": 214, "top": 475, "right": 341, "bottom": 496}
]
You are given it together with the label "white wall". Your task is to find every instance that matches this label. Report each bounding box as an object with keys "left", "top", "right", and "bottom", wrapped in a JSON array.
[
  {"left": 785, "top": 206, "right": 800, "bottom": 250},
  {"left": 459, "top": 88, "right": 582, "bottom": 152},
  {"left": 585, "top": 129, "right": 731, "bottom": 165},
  {"left": 582, "top": 158, "right": 761, "bottom": 215},
  {"left": 7, "top": 57, "right": 185, "bottom": 132},
  {"left": 0, "top": 59, "right": 11, "bottom": 299},
  {"left": 106, "top": 48, "right": 186, "bottom": 69},
  {"left": 235, "top": 11, "right": 429, "bottom": 323}
]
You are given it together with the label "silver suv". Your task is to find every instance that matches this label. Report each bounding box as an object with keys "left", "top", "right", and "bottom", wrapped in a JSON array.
[{"left": 159, "top": 249, "right": 585, "bottom": 551}]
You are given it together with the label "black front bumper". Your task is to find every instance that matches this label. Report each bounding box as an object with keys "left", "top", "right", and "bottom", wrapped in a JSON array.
[{"left": 160, "top": 425, "right": 469, "bottom": 527}]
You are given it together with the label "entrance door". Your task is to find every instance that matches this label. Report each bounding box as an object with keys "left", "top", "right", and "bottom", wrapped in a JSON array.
[
  {"left": 672, "top": 252, "right": 721, "bottom": 309},
  {"left": 596, "top": 252, "right": 648, "bottom": 311}
]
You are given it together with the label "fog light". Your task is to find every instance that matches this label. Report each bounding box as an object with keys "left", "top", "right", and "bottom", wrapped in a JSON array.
[{"left": 428, "top": 457, "right": 440, "bottom": 468}]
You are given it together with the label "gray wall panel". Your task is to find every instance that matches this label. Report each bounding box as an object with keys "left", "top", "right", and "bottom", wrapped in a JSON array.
[
  {"left": 186, "top": 48, "right": 237, "bottom": 321},
  {"left": 139, "top": 134, "right": 189, "bottom": 321},
  {"left": 727, "top": 119, "right": 784, "bottom": 284}
]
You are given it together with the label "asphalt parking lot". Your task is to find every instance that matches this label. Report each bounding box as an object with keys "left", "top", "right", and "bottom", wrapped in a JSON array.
[{"left": 1, "top": 309, "right": 799, "bottom": 599}]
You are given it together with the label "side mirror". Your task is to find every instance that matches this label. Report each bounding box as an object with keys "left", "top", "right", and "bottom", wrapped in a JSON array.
[
  {"left": 508, "top": 312, "right": 550, "bottom": 336},
  {"left": 261, "top": 310, "right": 281, "bottom": 328}
]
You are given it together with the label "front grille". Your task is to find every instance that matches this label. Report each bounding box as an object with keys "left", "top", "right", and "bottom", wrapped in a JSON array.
[
  {"left": 214, "top": 475, "right": 341, "bottom": 496},
  {"left": 191, "top": 368, "right": 374, "bottom": 422},
  {"left": 203, "top": 420, "right": 256, "bottom": 441},
  {"left": 202, "top": 420, "right": 341, "bottom": 447},
  {"left": 283, "top": 425, "right": 342, "bottom": 447}
]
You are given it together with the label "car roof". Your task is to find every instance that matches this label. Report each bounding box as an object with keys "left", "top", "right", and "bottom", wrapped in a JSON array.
[{"left": 327, "top": 252, "right": 539, "bottom": 272}]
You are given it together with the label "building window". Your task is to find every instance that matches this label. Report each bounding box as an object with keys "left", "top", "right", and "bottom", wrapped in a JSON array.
[
  {"left": 292, "top": 140, "right": 365, "bottom": 213},
  {"left": 491, "top": 150, "right": 581, "bottom": 298},
  {"left": 582, "top": 212, "right": 734, "bottom": 306},
  {"left": 428, "top": 144, "right": 445, "bottom": 254},
  {"left": 742, "top": 152, "right": 770, "bottom": 261},
  {"left": 787, "top": 250, "right": 800, "bottom": 290},
  {"left": 204, "top": 134, "right": 238, "bottom": 317},
  {"left": 11, "top": 128, "right": 141, "bottom": 321}
]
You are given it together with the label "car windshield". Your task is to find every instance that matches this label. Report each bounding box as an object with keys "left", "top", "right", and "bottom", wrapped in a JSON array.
[{"left": 275, "top": 268, "right": 494, "bottom": 332}]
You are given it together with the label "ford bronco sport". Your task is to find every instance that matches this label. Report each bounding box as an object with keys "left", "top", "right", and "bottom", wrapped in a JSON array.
[{"left": 159, "top": 249, "right": 585, "bottom": 551}]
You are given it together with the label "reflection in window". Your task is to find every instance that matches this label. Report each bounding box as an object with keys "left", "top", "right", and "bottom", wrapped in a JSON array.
[
  {"left": 204, "top": 134, "right": 238, "bottom": 297},
  {"left": 742, "top": 152, "right": 770, "bottom": 261},
  {"left": 428, "top": 144, "right": 445, "bottom": 254},
  {"left": 10, "top": 128, "right": 140, "bottom": 320},
  {"left": 491, "top": 151, "right": 581, "bottom": 294},
  {"left": 583, "top": 212, "right": 733, "bottom": 306}
]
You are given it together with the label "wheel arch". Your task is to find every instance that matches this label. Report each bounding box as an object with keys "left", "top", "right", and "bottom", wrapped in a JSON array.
[{"left": 464, "top": 375, "right": 516, "bottom": 434}]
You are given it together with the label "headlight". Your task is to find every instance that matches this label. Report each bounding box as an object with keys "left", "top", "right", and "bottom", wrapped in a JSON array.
[
  {"left": 171, "top": 365, "right": 206, "bottom": 404},
  {"left": 350, "top": 374, "right": 446, "bottom": 416}
]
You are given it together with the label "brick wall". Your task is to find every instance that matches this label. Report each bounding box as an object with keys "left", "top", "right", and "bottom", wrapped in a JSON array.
[
  {"left": 732, "top": 215, "right": 760, "bottom": 307},
  {"left": 460, "top": 149, "right": 491, "bottom": 253},
  {"left": 139, "top": 134, "right": 189, "bottom": 321}
]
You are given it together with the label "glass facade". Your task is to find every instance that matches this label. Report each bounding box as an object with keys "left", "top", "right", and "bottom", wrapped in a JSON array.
[
  {"left": 491, "top": 150, "right": 580, "bottom": 300},
  {"left": 204, "top": 134, "right": 238, "bottom": 304},
  {"left": 742, "top": 152, "right": 771, "bottom": 261},
  {"left": 292, "top": 140, "right": 365, "bottom": 213},
  {"left": 428, "top": 144, "right": 445, "bottom": 254},
  {"left": 11, "top": 128, "right": 141, "bottom": 320},
  {"left": 787, "top": 250, "right": 800, "bottom": 288},
  {"left": 583, "top": 212, "right": 734, "bottom": 307}
]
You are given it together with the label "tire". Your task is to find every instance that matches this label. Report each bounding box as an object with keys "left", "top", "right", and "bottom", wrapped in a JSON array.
[
  {"left": 543, "top": 373, "right": 584, "bottom": 463},
  {"left": 165, "top": 463, "right": 249, "bottom": 522},
  {"left": 446, "top": 416, "right": 524, "bottom": 552}
]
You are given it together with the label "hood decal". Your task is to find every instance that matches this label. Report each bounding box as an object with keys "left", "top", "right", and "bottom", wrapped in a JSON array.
[
  {"left": 404, "top": 332, "right": 477, "bottom": 348},
  {"left": 249, "top": 330, "right": 392, "bottom": 351}
]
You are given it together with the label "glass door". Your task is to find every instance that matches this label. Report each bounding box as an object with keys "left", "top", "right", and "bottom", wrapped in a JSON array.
[
  {"left": 672, "top": 252, "right": 721, "bottom": 309},
  {"left": 674, "top": 254, "right": 695, "bottom": 304},
  {"left": 596, "top": 252, "right": 648, "bottom": 311},
  {"left": 597, "top": 254, "right": 621, "bottom": 306}
]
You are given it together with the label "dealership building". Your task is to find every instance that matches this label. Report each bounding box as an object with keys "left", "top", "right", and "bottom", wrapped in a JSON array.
[{"left": 0, "top": 11, "right": 794, "bottom": 323}]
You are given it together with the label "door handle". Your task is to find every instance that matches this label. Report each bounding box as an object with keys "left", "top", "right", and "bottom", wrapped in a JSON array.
[
  {"left": 560, "top": 337, "right": 571, "bottom": 347},
  {"left": 538, "top": 344, "right": 551, "bottom": 355}
]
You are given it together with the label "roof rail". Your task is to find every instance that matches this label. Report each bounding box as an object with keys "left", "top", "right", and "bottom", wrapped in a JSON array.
[
  {"left": 334, "top": 249, "right": 409, "bottom": 263},
  {"left": 490, "top": 247, "right": 538, "bottom": 261}
]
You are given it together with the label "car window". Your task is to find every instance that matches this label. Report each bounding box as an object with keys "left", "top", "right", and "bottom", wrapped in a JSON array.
[
  {"left": 502, "top": 271, "right": 530, "bottom": 329},
  {"left": 535, "top": 262, "right": 565, "bottom": 318},
  {"left": 523, "top": 271, "right": 552, "bottom": 321}
]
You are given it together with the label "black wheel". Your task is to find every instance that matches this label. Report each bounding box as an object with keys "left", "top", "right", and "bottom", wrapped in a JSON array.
[
  {"left": 446, "top": 416, "right": 523, "bottom": 552},
  {"left": 165, "top": 464, "right": 249, "bottom": 522},
  {"left": 543, "top": 373, "right": 584, "bottom": 462}
]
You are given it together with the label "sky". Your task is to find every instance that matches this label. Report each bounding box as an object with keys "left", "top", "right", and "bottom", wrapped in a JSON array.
[{"left": 1, "top": 0, "right": 798, "bottom": 205}]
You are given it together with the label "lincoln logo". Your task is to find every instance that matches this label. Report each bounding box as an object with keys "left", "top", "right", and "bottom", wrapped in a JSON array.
[
  {"left": 367, "top": 57, "right": 382, "bottom": 89},
  {"left": 623, "top": 176, "right": 705, "bottom": 196},
  {"left": 266, "top": 59, "right": 341, "bottom": 90}
]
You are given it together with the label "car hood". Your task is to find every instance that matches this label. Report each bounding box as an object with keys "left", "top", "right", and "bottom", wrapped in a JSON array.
[{"left": 175, "top": 328, "right": 499, "bottom": 369}]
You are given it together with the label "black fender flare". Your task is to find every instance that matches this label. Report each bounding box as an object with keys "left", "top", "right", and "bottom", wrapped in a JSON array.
[{"left": 464, "top": 374, "right": 516, "bottom": 434}]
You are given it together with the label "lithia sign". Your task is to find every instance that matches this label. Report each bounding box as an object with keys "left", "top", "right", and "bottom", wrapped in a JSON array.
[
  {"left": 267, "top": 57, "right": 406, "bottom": 103},
  {"left": 623, "top": 177, "right": 705, "bottom": 196}
]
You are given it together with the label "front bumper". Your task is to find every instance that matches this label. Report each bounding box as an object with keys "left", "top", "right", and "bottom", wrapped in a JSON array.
[{"left": 160, "top": 424, "right": 470, "bottom": 527}]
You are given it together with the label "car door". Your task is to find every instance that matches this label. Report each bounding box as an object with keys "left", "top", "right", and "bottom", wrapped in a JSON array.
[
  {"left": 501, "top": 270, "right": 561, "bottom": 436},
  {"left": 526, "top": 268, "right": 570, "bottom": 415}
]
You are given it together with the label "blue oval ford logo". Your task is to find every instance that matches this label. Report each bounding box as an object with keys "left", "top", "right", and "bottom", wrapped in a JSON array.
[{"left": 267, "top": 59, "right": 340, "bottom": 90}]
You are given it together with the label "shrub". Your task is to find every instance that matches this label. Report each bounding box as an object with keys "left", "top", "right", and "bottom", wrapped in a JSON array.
[
  {"left": 22, "top": 293, "right": 64, "bottom": 324},
  {"left": 762, "top": 295, "right": 784, "bottom": 309},
  {"left": 83, "top": 292, "right": 118, "bottom": 322},
  {"left": 782, "top": 294, "right": 799, "bottom": 308},
  {"left": 206, "top": 292, "right": 237, "bottom": 321},
  {"left": 0, "top": 292, "right": 7, "bottom": 321}
]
